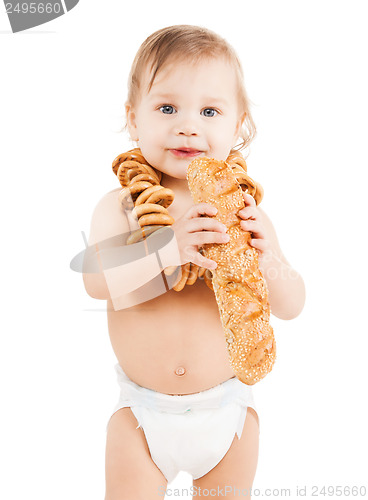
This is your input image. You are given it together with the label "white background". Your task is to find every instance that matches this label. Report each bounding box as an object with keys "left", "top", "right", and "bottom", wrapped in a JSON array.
[{"left": 1, "top": 1, "right": 367, "bottom": 499}]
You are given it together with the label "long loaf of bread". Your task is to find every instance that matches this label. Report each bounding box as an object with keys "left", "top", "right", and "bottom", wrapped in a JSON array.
[{"left": 187, "top": 157, "right": 276, "bottom": 385}]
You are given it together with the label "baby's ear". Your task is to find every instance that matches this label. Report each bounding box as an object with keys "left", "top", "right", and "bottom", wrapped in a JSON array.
[
  {"left": 125, "top": 103, "right": 139, "bottom": 141},
  {"left": 234, "top": 112, "right": 246, "bottom": 139}
]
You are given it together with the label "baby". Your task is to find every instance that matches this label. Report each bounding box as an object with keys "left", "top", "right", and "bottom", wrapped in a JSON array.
[{"left": 83, "top": 25, "right": 305, "bottom": 499}]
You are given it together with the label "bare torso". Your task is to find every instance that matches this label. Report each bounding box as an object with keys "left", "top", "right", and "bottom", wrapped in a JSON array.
[{"left": 107, "top": 174, "right": 235, "bottom": 395}]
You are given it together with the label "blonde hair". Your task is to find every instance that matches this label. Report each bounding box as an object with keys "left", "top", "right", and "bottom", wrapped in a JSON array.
[{"left": 121, "top": 24, "right": 256, "bottom": 157}]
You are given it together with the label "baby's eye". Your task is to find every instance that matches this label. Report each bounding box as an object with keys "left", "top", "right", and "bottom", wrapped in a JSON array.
[
  {"left": 202, "top": 108, "right": 218, "bottom": 117},
  {"left": 159, "top": 105, "right": 176, "bottom": 114}
]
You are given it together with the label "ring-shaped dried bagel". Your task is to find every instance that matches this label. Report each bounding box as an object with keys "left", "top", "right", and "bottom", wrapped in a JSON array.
[
  {"left": 231, "top": 165, "right": 247, "bottom": 176},
  {"left": 227, "top": 155, "right": 248, "bottom": 172},
  {"left": 117, "top": 160, "right": 145, "bottom": 186},
  {"left": 138, "top": 213, "right": 175, "bottom": 226},
  {"left": 117, "top": 161, "right": 161, "bottom": 188},
  {"left": 132, "top": 203, "right": 169, "bottom": 218},
  {"left": 232, "top": 169, "right": 255, "bottom": 189},
  {"left": 186, "top": 263, "right": 199, "bottom": 285},
  {"left": 229, "top": 163, "right": 264, "bottom": 205},
  {"left": 118, "top": 187, "right": 133, "bottom": 206},
  {"left": 128, "top": 181, "right": 154, "bottom": 197},
  {"left": 115, "top": 159, "right": 140, "bottom": 177},
  {"left": 164, "top": 265, "right": 180, "bottom": 276},
  {"left": 135, "top": 185, "right": 174, "bottom": 207},
  {"left": 203, "top": 269, "right": 214, "bottom": 290},
  {"left": 134, "top": 185, "right": 163, "bottom": 205},
  {"left": 198, "top": 266, "right": 206, "bottom": 278},
  {"left": 173, "top": 263, "right": 191, "bottom": 292},
  {"left": 127, "top": 168, "right": 143, "bottom": 183},
  {"left": 232, "top": 170, "right": 263, "bottom": 205},
  {"left": 126, "top": 225, "right": 166, "bottom": 245},
  {"left": 145, "top": 188, "right": 174, "bottom": 208},
  {"left": 112, "top": 155, "right": 125, "bottom": 176},
  {"left": 112, "top": 149, "right": 150, "bottom": 175},
  {"left": 236, "top": 177, "right": 257, "bottom": 197},
  {"left": 123, "top": 148, "right": 149, "bottom": 164},
  {"left": 129, "top": 173, "right": 160, "bottom": 185},
  {"left": 253, "top": 182, "right": 264, "bottom": 206}
]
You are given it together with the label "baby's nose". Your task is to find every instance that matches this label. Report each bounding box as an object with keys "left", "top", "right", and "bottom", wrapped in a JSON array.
[
  {"left": 177, "top": 127, "right": 198, "bottom": 136},
  {"left": 175, "top": 116, "right": 200, "bottom": 136}
]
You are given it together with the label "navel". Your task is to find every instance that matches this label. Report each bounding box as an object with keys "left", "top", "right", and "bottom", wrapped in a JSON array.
[{"left": 175, "top": 366, "right": 186, "bottom": 376}]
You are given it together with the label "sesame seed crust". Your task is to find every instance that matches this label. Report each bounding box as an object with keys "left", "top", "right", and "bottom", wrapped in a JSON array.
[{"left": 187, "top": 157, "right": 276, "bottom": 385}]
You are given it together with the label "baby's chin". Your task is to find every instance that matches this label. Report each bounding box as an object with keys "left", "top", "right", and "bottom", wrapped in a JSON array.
[
  {"left": 155, "top": 159, "right": 197, "bottom": 180},
  {"left": 160, "top": 168, "right": 188, "bottom": 181}
]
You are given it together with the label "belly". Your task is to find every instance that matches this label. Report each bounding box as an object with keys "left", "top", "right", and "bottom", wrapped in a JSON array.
[{"left": 107, "top": 276, "right": 235, "bottom": 394}]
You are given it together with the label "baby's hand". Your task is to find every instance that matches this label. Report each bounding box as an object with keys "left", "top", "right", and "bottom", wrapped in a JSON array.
[
  {"left": 171, "top": 203, "right": 230, "bottom": 269},
  {"left": 238, "top": 193, "right": 272, "bottom": 263}
]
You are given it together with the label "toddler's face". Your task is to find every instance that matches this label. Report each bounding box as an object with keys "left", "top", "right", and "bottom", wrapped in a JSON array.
[{"left": 126, "top": 57, "right": 244, "bottom": 180}]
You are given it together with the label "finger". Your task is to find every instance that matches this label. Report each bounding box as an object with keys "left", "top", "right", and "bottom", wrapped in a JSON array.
[
  {"left": 196, "top": 254, "right": 218, "bottom": 270},
  {"left": 185, "top": 247, "right": 218, "bottom": 270},
  {"left": 240, "top": 219, "right": 265, "bottom": 239},
  {"left": 186, "top": 217, "right": 228, "bottom": 234},
  {"left": 185, "top": 203, "right": 218, "bottom": 220},
  {"left": 237, "top": 206, "right": 258, "bottom": 220},
  {"left": 250, "top": 238, "right": 268, "bottom": 252},
  {"left": 242, "top": 192, "right": 256, "bottom": 206},
  {"left": 191, "top": 231, "right": 230, "bottom": 246}
]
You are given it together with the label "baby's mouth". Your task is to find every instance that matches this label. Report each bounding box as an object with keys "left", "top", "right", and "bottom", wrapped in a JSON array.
[{"left": 170, "top": 149, "right": 204, "bottom": 158}]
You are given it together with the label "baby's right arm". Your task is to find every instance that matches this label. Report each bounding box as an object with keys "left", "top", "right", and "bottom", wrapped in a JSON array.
[
  {"left": 82, "top": 189, "right": 176, "bottom": 300},
  {"left": 82, "top": 190, "right": 126, "bottom": 300},
  {"left": 82, "top": 190, "right": 229, "bottom": 301}
]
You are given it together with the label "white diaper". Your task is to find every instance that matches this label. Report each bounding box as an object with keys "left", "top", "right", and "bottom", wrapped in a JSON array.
[{"left": 107, "top": 363, "right": 260, "bottom": 484}]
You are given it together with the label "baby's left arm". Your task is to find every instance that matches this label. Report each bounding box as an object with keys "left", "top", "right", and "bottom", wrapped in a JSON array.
[{"left": 238, "top": 193, "right": 305, "bottom": 320}]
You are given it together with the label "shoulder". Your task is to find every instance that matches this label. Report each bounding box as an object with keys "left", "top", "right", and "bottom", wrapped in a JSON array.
[
  {"left": 87, "top": 187, "right": 129, "bottom": 246},
  {"left": 257, "top": 205, "right": 291, "bottom": 266},
  {"left": 90, "top": 188, "right": 123, "bottom": 224},
  {"left": 93, "top": 187, "right": 122, "bottom": 212},
  {"left": 99, "top": 187, "right": 122, "bottom": 200}
]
